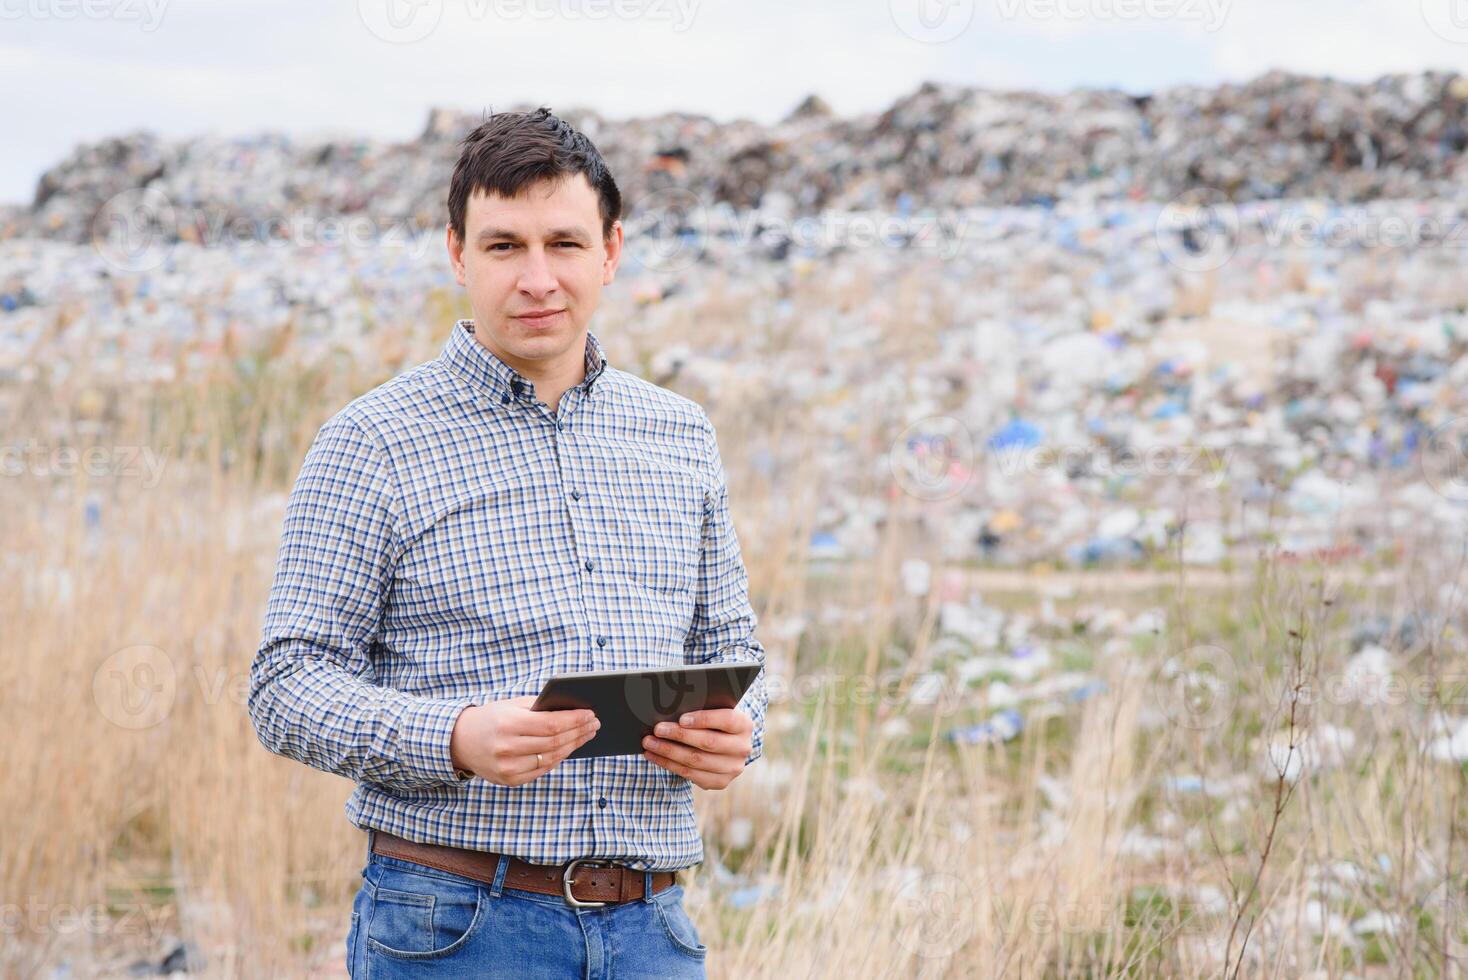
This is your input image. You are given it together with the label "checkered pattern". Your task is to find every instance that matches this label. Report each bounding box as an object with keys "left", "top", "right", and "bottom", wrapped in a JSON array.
[{"left": 248, "top": 319, "right": 767, "bottom": 871}]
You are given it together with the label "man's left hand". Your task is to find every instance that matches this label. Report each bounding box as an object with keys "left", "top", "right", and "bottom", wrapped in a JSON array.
[{"left": 641, "top": 708, "right": 753, "bottom": 790}]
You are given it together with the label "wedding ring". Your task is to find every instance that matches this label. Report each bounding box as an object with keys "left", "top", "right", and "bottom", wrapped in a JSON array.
[{"left": 536, "top": 752, "right": 543, "bottom": 768}]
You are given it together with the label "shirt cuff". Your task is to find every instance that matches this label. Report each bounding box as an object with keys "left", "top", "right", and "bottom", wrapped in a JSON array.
[{"left": 398, "top": 696, "right": 479, "bottom": 787}]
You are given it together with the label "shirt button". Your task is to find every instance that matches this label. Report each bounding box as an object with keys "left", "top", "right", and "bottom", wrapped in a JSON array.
[
  {"left": 598, "top": 797, "right": 608, "bottom": 809},
  {"left": 584, "top": 559, "right": 594, "bottom": 572},
  {"left": 597, "top": 635, "right": 607, "bottom": 647},
  {"left": 570, "top": 489, "right": 581, "bottom": 501}
]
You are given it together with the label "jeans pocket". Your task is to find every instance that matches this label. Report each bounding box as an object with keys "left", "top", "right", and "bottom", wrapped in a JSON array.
[
  {"left": 654, "top": 887, "right": 708, "bottom": 959},
  {"left": 364, "top": 867, "right": 485, "bottom": 960}
]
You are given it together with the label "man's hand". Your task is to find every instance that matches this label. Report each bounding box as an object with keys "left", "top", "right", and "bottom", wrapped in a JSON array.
[
  {"left": 641, "top": 708, "right": 753, "bottom": 790},
  {"left": 450, "top": 696, "right": 600, "bottom": 786}
]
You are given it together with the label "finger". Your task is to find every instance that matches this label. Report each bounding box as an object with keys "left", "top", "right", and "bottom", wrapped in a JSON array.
[
  {"left": 675, "top": 708, "right": 749, "bottom": 734},
  {"left": 515, "top": 725, "right": 599, "bottom": 780},
  {"left": 643, "top": 747, "right": 738, "bottom": 780},
  {"left": 648, "top": 722, "right": 744, "bottom": 756},
  {"left": 641, "top": 735, "right": 744, "bottom": 774},
  {"left": 516, "top": 719, "right": 601, "bottom": 754},
  {"left": 511, "top": 706, "right": 597, "bottom": 736}
]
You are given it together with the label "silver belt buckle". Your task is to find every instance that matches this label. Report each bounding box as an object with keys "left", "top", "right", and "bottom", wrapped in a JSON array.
[{"left": 563, "top": 858, "right": 617, "bottom": 907}]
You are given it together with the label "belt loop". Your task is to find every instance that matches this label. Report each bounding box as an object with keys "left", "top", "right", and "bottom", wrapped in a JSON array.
[
  {"left": 642, "top": 870, "right": 655, "bottom": 904},
  {"left": 489, "top": 853, "right": 510, "bottom": 898}
]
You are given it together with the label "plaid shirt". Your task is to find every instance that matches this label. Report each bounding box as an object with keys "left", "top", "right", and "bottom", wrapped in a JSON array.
[{"left": 248, "top": 319, "right": 767, "bottom": 871}]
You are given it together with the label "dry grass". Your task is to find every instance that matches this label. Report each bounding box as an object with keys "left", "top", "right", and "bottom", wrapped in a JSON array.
[{"left": 4, "top": 293, "right": 1467, "bottom": 979}]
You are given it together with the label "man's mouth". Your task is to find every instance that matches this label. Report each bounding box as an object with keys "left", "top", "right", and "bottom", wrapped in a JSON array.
[{"left": 515, "top": 309, "right": 565, "bottom": 324}]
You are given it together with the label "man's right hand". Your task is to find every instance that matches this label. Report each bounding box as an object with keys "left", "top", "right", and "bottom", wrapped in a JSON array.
[{"left": 449, "top": 696, "right": 600, "bottom": 786}]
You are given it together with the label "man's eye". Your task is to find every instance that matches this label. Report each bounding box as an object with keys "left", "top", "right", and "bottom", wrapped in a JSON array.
[
  {"left": 555, "top": 241, "right": 581, "bottom": 248},
  {"left": 487, "top": 243, "right": 514, "bottom": 252}
]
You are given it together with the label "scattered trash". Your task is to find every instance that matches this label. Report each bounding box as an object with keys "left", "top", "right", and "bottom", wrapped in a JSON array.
[{"left": 947, "top": 709, "right": 1024, "bottom": 746}]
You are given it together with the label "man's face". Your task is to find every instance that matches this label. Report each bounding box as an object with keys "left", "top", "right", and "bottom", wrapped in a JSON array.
[{"left": 447, "top": 173, "right": 622, "bottom": 368}]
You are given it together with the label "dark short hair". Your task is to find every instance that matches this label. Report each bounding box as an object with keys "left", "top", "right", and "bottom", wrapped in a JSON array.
[{"left": 447, "top": 107, "right": 622, "bottom": 244}]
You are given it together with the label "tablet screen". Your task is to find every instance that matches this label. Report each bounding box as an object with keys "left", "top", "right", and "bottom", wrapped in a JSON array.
[{"left": 530, "top": 662, "right": 761, "bottom": 759}]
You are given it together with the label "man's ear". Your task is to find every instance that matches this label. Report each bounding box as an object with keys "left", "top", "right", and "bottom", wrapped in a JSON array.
[
  {"left": 602, "top": 220, "right": 623, "bottom": 286},
  {"left": 447, "top": 224, "right": 467, "bottom": 287}
]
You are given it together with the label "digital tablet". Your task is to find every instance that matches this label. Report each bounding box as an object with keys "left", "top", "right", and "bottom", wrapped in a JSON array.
[{"left": 530, "top": 662, "right": 762, "bottom": 760}]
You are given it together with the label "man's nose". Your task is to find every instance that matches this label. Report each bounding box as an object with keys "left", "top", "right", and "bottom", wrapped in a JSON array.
[{"left": 517, "top": 247, "right": 559, "bottom": 296}]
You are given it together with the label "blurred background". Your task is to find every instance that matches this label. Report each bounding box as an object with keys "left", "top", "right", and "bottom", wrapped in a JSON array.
[{"left": 6, "top": 1, "right": 1468, "bottom": 977}]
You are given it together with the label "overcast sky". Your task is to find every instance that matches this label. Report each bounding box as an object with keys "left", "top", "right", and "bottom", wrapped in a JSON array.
[{"left": 5, "top": 0, "right": 1468, "bottom": 204}]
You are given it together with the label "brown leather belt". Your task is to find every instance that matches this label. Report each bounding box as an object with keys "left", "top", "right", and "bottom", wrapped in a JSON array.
[{"left": 369, "top": 830, "right": 678, "bottom": 908}]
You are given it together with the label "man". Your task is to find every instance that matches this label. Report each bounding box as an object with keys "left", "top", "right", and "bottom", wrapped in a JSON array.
[{"left": 247, "top": 107, "right": 768, "bottom": 978}]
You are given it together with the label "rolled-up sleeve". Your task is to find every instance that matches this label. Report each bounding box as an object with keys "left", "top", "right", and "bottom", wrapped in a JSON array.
[
  {"left": 247, "top": 412, "right": 477, "bottom": 792},
  {"left": 684, "top": 411, "right": 768, "bottom": 767}
]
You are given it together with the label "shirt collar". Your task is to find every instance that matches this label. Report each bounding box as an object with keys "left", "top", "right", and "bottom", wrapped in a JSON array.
[{"left": 440, "top": 318, "right": 608, "bottom": 404}]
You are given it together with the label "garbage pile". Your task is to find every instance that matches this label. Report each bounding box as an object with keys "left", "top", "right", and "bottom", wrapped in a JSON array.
[
  {"left": 11, "top": 70, "right": 1468, "bottom": 244},
  {"left": 4, "top": 69, "right": 1468, "bottom": 576}
]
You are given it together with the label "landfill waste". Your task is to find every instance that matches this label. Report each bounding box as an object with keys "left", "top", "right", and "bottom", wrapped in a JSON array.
[
  {"left": 12, "top": 71, "right": 1468, "bottom": 242},
  {"left": 9, "top": 72, "right": 1468, "bottom": 980},
  {"left": 947, "top": 708, "right": 1024, "bottom": 745},
  {"left": 5, "top": 75, "right": 1468, "bottom": 583}
]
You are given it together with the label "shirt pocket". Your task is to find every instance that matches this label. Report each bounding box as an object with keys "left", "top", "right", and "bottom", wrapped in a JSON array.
[{"left": 602, "top": 455, "right": 707, "bottom": 597}]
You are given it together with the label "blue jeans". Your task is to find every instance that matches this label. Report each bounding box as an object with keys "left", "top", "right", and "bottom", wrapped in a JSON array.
[{"left": 345, "top": 851, "right": 709, "bottom": 978}]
